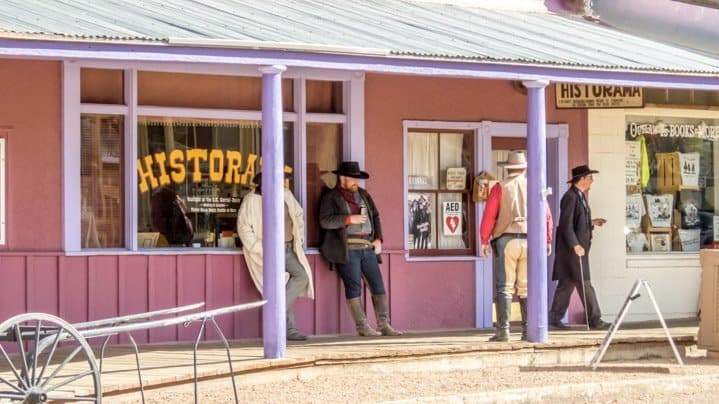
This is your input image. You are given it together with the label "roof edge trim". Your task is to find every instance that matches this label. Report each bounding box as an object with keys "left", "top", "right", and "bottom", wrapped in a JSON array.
[{"left": 168, "top": 38, "right": 390, "bottom": 57}]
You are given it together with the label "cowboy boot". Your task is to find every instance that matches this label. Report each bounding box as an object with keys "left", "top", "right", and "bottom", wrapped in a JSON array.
[
  {"left": 489, "top": 297, "right": 511, "bottom": 342},
  {"left": 346, "top": 298, "right": 381, "bottom": 337},
  {"left": 519, "top": 298, "right": 528, "bottom": 341},
  {"left": 371, "top": 294, "right": 403, "bottom": 336}
]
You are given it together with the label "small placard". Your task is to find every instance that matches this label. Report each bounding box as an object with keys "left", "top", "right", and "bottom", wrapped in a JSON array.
[{"left": 446, "top": 167, "right": 467, "bottom": 190}]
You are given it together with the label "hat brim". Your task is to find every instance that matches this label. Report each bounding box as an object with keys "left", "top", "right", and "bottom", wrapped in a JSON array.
[
  {"left": 332, "top": 170, "right": 369, "bottom": 179},
  {"left": 498, "top": 162, "right": 527, "bottom": 169},
  {"left": 567, "top": 169, "right": 599, "bottom": 183}
]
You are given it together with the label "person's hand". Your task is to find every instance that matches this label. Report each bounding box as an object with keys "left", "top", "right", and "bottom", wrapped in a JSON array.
[
  {"left": 348, "top": 214, "right": 367, "bottom": 224},
  {"left": 481, "top": 244, "right": 492, "bottom": 258},
  {"left": 573, "top": 244, "right": 585, "bottom": 257},
  {"left": 372, "top": 239, "right": 382, "bottom": 255},
  {"left": 592, "top": 218, "right": 607, "bottom": 227},
  {"left": 546, "top": 244, "right": 552, "bottom": 256}
]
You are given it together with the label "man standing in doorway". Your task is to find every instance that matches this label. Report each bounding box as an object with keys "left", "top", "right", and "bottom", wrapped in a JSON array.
[
  {"left": 480, "top": 151, "right": 553, "bottom": 341},
  {"left": 319, "top": 161, "right": 402, "bottom": 337},
  {"left": 549, "top": 165, "right": 610, "bottom": 330}
]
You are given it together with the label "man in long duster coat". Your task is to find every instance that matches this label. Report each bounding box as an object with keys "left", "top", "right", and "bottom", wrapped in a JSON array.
[{"left": 549, "top": 165, "right": 610, "bottom": 330}]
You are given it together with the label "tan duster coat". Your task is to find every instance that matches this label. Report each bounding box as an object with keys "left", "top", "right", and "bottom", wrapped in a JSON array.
[{"left": 236, "top": 189, "right": 314, "bottom": 299}]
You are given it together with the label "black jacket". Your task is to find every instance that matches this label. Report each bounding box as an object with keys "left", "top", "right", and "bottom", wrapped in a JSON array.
[
  {"left": 319, "top": 187, "right": 383, "bottom": 265},
  {"left": 552, "top": 186, "right": 593, "bottom": 282}
]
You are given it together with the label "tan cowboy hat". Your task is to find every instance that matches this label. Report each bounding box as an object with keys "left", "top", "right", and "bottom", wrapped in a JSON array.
[{"left": 497, "top": 150, "right": 527, "bottom": 169}]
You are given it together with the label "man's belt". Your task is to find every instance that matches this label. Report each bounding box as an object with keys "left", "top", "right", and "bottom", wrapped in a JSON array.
[
  {"left": 498, "top": 233, "right": 527, "bottom": 239},
  {"left": 347, "top": 237, "right": 374, "bottom": 250}
]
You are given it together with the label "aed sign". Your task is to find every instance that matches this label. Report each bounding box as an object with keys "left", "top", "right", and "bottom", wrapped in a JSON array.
[
  {"left": 442, "top": 201, "right": 462, "bottom": 236},
  {"left": 555, "top": 84, "right": 643, "bottom": 109}
]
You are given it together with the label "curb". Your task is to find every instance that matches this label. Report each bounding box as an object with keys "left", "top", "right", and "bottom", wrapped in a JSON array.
[{"left": 384, "top": 373, "right": 719, "bottom": 403}]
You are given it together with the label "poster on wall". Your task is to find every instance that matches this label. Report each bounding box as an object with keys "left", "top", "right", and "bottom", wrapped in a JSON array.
[
  {"left": 678, "top": 189, "right": 702, "bottom": 228},
  {"left": 625, "top": 193, "right": 645, "bottom": 229},
  {"left": 408, "top": 193, "right": 433, "bottom": 249},
  {"left": 649, "top": 233, "right": 672, "bottom": 252},
  {"left": 626, "top": 231, "right": 647, "bottom": 253},
  {"left": 714, "top": 216, "right": 719, "bottom": 242},
  {"left": 625, "top": 141, "right": 641, "bottom": 186},
  {"left": 646, "top": 194, "right": 674, "bottom": 228},
  {"left": 679, "top": 152, "right": 700, "bottom": 187},
  {"left": 442, "top": 201, "right": 463, "bottom": 236}
]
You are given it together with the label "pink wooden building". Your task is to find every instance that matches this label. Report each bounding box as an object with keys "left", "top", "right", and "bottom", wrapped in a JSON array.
[{"left": 1, "top": 1, "right": 719, "bottom": 349}]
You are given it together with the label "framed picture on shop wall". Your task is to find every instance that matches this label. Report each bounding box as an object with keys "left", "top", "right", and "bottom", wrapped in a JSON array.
[{"left": 649, "top": 232, "right": 671, "bottom": 252}]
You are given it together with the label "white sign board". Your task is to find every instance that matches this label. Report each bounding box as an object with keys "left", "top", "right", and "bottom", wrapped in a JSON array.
[{"left": 442, "top": 201, "right": 462, "bottom": 236}]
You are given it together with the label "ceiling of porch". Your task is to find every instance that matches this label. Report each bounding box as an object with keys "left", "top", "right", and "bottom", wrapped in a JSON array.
[{"left": 1, "top": 0, "right": 719, "bottom": 74}]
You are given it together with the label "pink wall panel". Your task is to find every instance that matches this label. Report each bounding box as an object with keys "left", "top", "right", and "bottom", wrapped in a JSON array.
[
  {"left": 387, "top": 254, "right": 475, "bottom": 330},
  {"left": 88, "top": 256, "right": 119, "bottom": 344},
  {"left": 310, "top": 255, "right": 344, "bottom": 335},
  {"left": 26, "top": 256, "right": 58, "bottom": 315},
  {"left": 206, "top": 255, "right": 235, "bottom": 340},
  {"left": 177, "top": 255, "right": 206, "bottom": 341},
  {"left": 58, "top": 256, "right": 88, "bottom": 323},
  {"left": 119, "top": 256, "right": 149, "bottom": 343},
  {"left": 232, "top": 255, "right": 262, "bottom": 338},
  {"left": 0, "top": 60, "right": 62, "bottom": 250},
  {"left": 148, "top": 255, "right": 178, "bottom": 342},
  {"left": 0, "top": 256, "right": 26, "bottom": 320}
]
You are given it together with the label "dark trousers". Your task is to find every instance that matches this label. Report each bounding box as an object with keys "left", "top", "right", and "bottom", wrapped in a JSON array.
[
  {"left": 336, "top": 248, "right": 386, "bottom": 299},
  {"left": 549, "top": 278, "right": 603, "bottom": 326}
]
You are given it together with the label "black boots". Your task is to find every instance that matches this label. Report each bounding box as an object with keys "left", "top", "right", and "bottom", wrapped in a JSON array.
[
  {"left": 489, "top": 297, "right": 511, "bottom": 342},
  {"left": 372, "top": 294, "right": 403, "bottom": 336},
  {"left": 519, "top": 298, "right": 528, "bottom": 341},
  {"left": 346, "top": 297, "right": 381, "bottom": 336}
]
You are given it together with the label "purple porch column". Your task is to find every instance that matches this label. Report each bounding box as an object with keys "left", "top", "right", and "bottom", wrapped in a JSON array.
[
  {"left": 260, "top": 65, "right": 287, "bottom": 359},
  {"left": 523, "top": 79, "right": 549, "bottom": 343}
]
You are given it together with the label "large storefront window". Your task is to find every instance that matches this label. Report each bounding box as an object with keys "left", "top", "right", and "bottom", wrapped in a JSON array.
[
  {"left": 625, "top": 117, "right": 719, "bottom": 253},
  {"left": 407, "top": 130, "right": 474, "bottom": 256},
  {"left": 81, "top": 115, "right": 124, "bottom": 248},
  {"left": 136, "top": 118, "right": 293, "bottom": 248}
]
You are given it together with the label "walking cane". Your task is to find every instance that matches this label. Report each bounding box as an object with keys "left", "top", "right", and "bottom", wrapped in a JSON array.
[{"left": 578, "top": 255, "right": 590, "bottom": 331}]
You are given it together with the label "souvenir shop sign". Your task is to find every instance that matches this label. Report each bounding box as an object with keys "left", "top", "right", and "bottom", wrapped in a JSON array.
[
  {"left": 136, "top": 148, "right": 291, "bottom": 193},
  {"left": 627, "top": 122, "right": 719, "bottom": 141},
  {"left": 555, "top": 84, "right": 643, "bottom": 109}
]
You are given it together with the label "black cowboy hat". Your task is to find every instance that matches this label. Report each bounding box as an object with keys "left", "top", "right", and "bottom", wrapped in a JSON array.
[
  {"left": 332, "top": 161, "right": 369, "bottom": 179},
  {"left": 568, "top": 164, "right": 599, "bottom": 183}
]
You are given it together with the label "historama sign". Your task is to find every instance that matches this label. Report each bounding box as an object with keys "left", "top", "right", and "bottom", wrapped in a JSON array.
[{"left": 555, "top": 84, "right": 643, "bottom": 109}]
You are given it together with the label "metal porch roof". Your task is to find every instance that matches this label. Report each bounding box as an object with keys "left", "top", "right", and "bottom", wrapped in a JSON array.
[{"left": 1, "top": 0, "right": 719, "bottom": 75}]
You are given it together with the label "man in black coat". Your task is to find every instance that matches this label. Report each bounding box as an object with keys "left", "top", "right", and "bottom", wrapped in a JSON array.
[
  {"left": 549, "top": 165, "right": 610, "bottom": 330},
  {"left": 319, "top": 161, "right": 402, "bottom": 337}
]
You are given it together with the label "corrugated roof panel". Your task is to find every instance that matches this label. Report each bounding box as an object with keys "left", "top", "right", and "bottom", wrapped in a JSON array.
[{"left": 0, "top": 0, "right": 718, "bottom": 73}]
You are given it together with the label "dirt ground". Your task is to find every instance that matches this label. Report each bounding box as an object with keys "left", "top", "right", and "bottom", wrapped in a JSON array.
[{"left": 105, "top": 357, "right": 719, "bottom": 403}]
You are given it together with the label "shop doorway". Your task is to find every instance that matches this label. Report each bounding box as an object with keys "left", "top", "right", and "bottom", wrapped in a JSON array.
[{"left": 476, "top": 122, "right": 568, "bottom": 328}]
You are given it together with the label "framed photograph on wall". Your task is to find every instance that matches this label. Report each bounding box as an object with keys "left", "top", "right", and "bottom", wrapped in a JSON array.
[{"left": 649, "top": 232, "right": 671, "bottom": 252}]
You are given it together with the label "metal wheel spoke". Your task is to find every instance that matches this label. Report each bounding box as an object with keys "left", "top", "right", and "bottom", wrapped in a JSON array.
[
  {"left": 0, "top": 344, "right": 29, "bottom": 390},
  {"left": 13, "top": 324, "right": 31, "bottom": 388},
  {"left": 45, "top": 369, "right": 95, "bottom": 393},
  {"left": 0, "top": 375, "right": 25, "bottom": 395},
  {"left": 31, "top": 320, "right": 41, "bottom": 386},
  {"left": 0, "top": 392, "right": 26, "bottom": 400},
  {"left": 39, "top": 345, "right": 83, "bottom": 389},
  {"left": 45, "top": 393, "right": 99, "bottom": 402},
  {"left": 35, "top": 326, "right": 64, "bottom": 387}
]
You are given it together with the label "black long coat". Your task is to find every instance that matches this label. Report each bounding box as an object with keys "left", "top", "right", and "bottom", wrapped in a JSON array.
[{"left": 552, "top": 186, "right": 593, "bottom": 282}]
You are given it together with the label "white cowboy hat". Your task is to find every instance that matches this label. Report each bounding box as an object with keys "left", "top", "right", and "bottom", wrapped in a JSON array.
[{"left": 497, "top": 150, "right": 527, "bottom": 169}]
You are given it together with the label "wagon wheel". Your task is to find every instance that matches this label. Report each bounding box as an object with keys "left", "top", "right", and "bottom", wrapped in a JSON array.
[{"left": 0, "top": 313, "right": 101, "bottom": 403}]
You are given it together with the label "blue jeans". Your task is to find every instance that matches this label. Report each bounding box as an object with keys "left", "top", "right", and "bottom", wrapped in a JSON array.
[{"left": 336, "top": 248, "right": 386, "bottom": 299}]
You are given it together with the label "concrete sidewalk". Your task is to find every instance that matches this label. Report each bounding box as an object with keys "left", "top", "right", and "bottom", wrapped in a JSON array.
[{"left": 96, "top": 320, "right": 697, "bottom": 396}]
